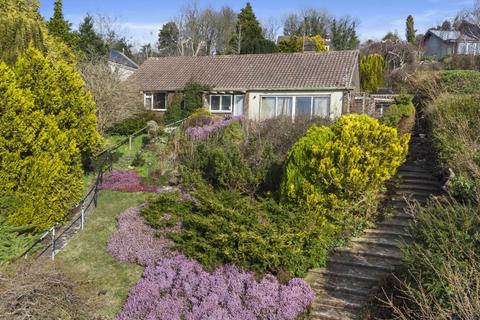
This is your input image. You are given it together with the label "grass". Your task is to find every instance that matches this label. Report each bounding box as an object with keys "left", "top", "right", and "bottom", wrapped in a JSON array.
[{"left": 56, "top": 190, "right": 152, "bottom": 319}]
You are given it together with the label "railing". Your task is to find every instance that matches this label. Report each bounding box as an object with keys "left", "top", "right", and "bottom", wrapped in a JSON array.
[{"left": 18, "top": 118, "right": 186, "bottom": 261}]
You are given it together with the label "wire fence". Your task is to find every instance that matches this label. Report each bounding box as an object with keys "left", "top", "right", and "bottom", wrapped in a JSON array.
[{"left": 19, "top": 118, "right": 186, "bottom": 261}]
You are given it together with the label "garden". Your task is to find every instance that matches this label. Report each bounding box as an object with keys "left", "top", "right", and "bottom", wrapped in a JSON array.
[{"left": 86, "top": 109, "right": 410, "bottom": 319}]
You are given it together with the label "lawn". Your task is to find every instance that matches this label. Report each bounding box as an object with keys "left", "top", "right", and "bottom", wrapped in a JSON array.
[{"left": 56, "top": 190, "right": 152, "bottom": 319}]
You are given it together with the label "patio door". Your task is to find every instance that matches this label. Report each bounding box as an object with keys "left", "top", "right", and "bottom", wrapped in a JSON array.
[{"left": 233, "top": 95, "right": 245, "bottom": 116}]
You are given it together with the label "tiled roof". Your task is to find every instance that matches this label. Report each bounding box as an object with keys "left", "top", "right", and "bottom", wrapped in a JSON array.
[
  {"left": 427, "top": 30, "right": 461, "bottom": 41},
  {"left": 134, "top": 50, "right": 359, "bottom": 91}
]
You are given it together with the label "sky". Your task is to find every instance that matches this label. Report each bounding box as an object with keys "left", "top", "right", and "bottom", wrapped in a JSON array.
[{"left": 39, "top": 0, "right": 475, "bottom": 48}]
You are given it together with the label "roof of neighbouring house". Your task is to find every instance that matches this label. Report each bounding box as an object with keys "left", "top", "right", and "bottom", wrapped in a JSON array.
[
  {"left": 427, "top": 30, "right": 461, "bottom": 41},
  {"left": 134, "top": 50, "right": 359, "bottom": 92},
  {"left": 109, "top": 49, "right": 139, "bottom": 70}
]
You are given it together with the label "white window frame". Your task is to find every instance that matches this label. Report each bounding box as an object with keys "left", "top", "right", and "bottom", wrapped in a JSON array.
[
  {"left": 259, "top": 94, "right": 331, "bottom": 121},
  {"left": 144, "top": 92, "right": 167, "bottom": 111},
  {"left": 144, "top": 92, "right": 153, "bottom": 109},
  {"left": 209, "top": 95, "right": 233, "bottom": 113}
]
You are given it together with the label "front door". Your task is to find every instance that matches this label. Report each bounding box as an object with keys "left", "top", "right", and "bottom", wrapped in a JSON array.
[{"left": 233, "top": 95, "right": 245, "bottom": 116}]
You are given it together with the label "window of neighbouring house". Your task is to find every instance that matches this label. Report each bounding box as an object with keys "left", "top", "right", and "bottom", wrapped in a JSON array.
[{"left": 210, "top": 95, "right": 233, "bottom": 113}]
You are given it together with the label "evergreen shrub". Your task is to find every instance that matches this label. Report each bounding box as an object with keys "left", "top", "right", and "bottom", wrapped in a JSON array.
[
  {"left": 393, "top": 200, "right": 480, "bottom": 318},
  {"left": 143, "top": 183, "right": 338, "bottom": 277},
  {"left": 0, "top": 58, "right": 84, "bottom": 231},
  {"left": 426, "top": 93, "right": 480, "bottom": 202},
  {"left": 281, "top": 114, "right": 409, "bottom": 221}
]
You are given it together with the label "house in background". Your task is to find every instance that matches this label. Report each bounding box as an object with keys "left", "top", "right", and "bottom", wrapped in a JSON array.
[
  {"left": 108, "top": 49, "right": 139, "bottom": 81},
  {"left": 134, "top": 50, "right": 360, "bottom": 121},
  {"left": 423, "top": 29, "right": 480, "bottom": 59}
]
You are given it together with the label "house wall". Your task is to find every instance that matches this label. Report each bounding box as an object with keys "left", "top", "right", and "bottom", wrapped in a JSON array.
[
  {"left": 109, "top": 61, "right": 137, "bottom": 81},
  {"left": 424, "top": 36, "right": 455, "bottom": 58},
  {"left": 457, "top": 41, "right": 480, "bottom": 55},
  {"left": 145, "top": 90, "right": 346, "bottom": 122}
]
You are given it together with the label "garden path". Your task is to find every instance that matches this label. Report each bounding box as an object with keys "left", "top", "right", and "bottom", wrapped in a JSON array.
[{"left": 305, "top": 133, "right": 444, "bottom": 320}]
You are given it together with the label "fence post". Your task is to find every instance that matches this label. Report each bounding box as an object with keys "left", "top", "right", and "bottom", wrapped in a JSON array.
[
  {"left": 51, "top": 226, "right": 56, "bottom": 261},
  {"left": 362, "top": 93, "right": 366, "bottom": 114},
  {"left": 93, "top": 185, "right": 98, "bottom": 208},
  {"left": 81, "top": 201, "right": 85, "bottom": 230},
  {"left": 129, "top": 135, "right": 132, "bottom": 150}
]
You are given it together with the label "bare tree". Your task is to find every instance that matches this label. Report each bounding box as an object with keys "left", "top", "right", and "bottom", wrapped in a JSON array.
[
  {"left": 78, "top": 57, "right": 143, "bottom": 133},
  {"left": 455, "top": 0, "right": 480, "bottom": 39},
  {"left": 363, "top": 40, "right": 417, "bottom": 72},
  {"left": 263, "top": 17, "right": 281, "bottom": 42},
  {"left": 282, "top": 8, "right": 332, "bottom": 38},
  {"left": 173, "top": 1, "right": 236, "bottom": 56},
  {"left": 214, "top": 6, "right": 237, "bottom": 54}
]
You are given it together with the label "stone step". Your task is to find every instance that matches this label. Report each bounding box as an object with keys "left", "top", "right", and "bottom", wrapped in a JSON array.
[
  {"left": 338, "top": 242, "right": 403, "bottom": 260},
  {"left": 397, "top": 171, "right": 438, "bottom": 181},
  {"left": 311, "top": 271, "right": 378, "bottom": 295},
  {"left": 363, "top": 228, "right": 411, "bottom": 239},
  {"left": 352, "top": 235, "right": 409, "bottom": 248},
  {"left": 391, "top": 194, "right": 431, "bottom": 203},
  {"left": 311, "top": 306, "right": 358, "bottom": 320},
  {"left": 397, "top": 183, "right": 441, "bottom": 193},
  {"left": 329, "top": 251, "right": 400, "bottom": 273},
  {"left": 378, "top": 217, "right": 412, "bottom": 229},
  {"left": 372, "top": 223, "right": 414, "bottom": 235},
  {"left": 310, "top": 268, "right": 379, "bottom": 283},
  {"left": 399, "top": 178, "right": 443, "bottom": 187},
  {"left": 325, "top": 260, "right": 392, "bottom": 281},
  {"left": 389, "top": 211, "right": 414, "bottom": 219},
  {"left": 311, "top": 280, "right": 372, "bottom": 298},
  {"left": 391, "top": 199, "right": 425, "bottom": 210},
  {"left": 314, "top": 289, "right": 365, "bottom": 310},
  {"left": 398, "top": 165, "right": 432, "bottom": 174},
  {"left": 394, "top": 189, "right": 437, "bottom": 197}
]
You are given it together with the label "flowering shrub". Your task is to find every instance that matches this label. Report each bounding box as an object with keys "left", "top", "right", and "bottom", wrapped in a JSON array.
[
  {"left": 185, "top": 116, "right": 242, "bottom": 140},
  {"left": 108, "top": 207, "right": 315, "bottom": 320},
  {"left": 100, "top": 169, "right": 160, "bottom": 193},
  {"left": 107, "top": 207, "right": 175, "bottom": 266}
]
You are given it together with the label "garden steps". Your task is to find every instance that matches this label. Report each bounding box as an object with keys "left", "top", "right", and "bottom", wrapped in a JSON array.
[
  {"left": 397, "top": 171, "right": 440, "bottom": 181},
  {"left": 305, "top": 161, "right": 443, "bottom": 320}
]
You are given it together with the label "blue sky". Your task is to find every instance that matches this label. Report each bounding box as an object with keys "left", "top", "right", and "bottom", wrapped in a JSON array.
[{"left": 39, "top": 0, "right": 474, "bottom": 48}]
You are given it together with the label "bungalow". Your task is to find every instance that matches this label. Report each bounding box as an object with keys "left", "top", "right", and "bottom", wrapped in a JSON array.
[{"left": 134, "top": 50, "right": 360, "bottom": 121}]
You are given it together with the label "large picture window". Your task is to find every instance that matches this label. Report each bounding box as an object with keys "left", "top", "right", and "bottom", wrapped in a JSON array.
[
  {"left": 144, "top": 92, "right": 167, "bottom": 111},
  {"left": 260, "top": 95, "right": 330, "bottom": 121},
  {"left": 210, "top": 95, "right": 233, "bottom": 113},
  {"left": 260, "top": 96, "right": 293, "bottom": 120}
]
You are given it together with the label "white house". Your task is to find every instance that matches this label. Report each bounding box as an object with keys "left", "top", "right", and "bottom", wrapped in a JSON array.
[
  {"left": 108, "top": 49, "right": 139, "bottom": 81},
  {"left": 134, "top": 50, "right": 360, "bottom": 121},
  {"left": 424, "top": 29, "right": 480, "bottom": 59}
]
